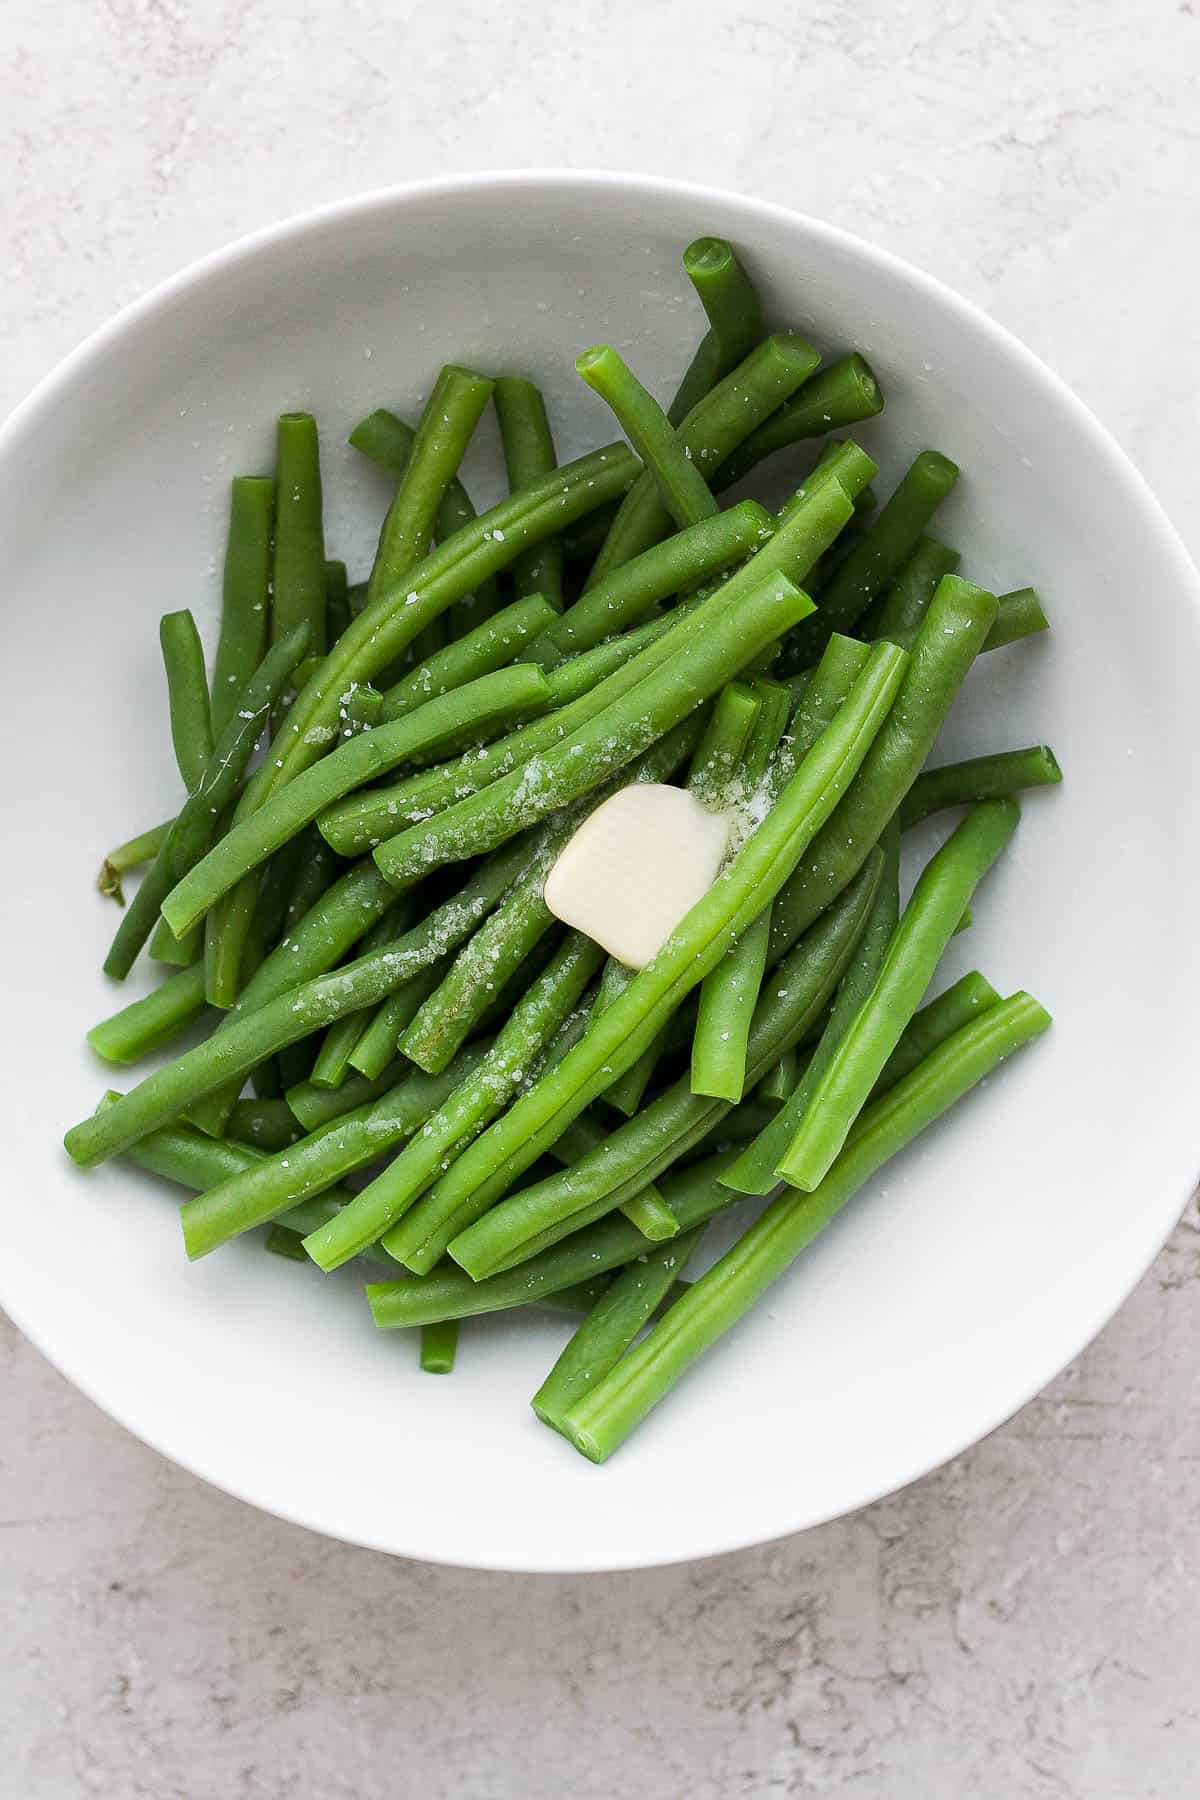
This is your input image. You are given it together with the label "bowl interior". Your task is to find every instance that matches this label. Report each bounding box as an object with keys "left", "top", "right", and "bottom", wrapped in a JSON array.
[{"left": 3, "top": 174, "right": 1198, "bottom": 1572}]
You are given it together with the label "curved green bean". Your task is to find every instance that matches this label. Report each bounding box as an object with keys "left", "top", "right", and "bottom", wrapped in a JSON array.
[
  {"left": 557, "top": 992, "right": 1050, "bottom": 1461},
  {"left": 98, "top": 820, "right": 172, "bottom": 905},
  {"left": 668, "top": 236, "right": 763, "bottom": 425}
]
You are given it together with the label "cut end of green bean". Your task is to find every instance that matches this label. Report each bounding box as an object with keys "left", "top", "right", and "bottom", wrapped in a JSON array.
[{"left": 682, "top": 236, "right": 735, "bottom": 280}]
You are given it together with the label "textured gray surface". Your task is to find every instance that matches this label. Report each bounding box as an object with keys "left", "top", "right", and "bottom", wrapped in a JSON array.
[{"left": 4, "top": 2, "right": 1200, "bottom": 1794}]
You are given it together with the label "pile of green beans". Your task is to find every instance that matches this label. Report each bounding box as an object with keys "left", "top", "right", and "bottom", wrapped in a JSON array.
[{"left": 73, "top": 229, "right": 1059, "bottom": 1463}]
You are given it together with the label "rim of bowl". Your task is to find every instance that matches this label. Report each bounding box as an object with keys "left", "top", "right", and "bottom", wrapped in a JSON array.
[{"left": 4, "top": 168, "right": 1199, "bottom": 1573}]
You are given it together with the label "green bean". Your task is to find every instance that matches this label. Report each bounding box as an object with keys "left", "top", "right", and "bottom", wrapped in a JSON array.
[
  {"left": 102, "top": 625, "right": 311, "bottom": 982},
  {"left": 558, "top": 992, "right": 1050, "bottom": 1459},
  {"left": 348, "top": 959, "right": 449, "bottom": 1082},
  {"left": 787, "top": 451, "right": 960, "bottom": 664},
  {"left": 522, "top": 501, "right": 772, "bottom": 669},
  {"left": 542, "top": 615, "right": 679, "bottom": 706},
  {"left": 985, "top": 586, "right": 1050, "bottom": 651},
  {"left": 161, "top": 666, "right": 549, "bottom": 939},
  {"left": 547, "top": 1112, "right": 678, "bottom": 1241},
  {"left": 724, "top": 822, "right": 901, "bottom": 1195},
  {"left": 769, "top": 577, "right": 999, "bottom": 962},
  {"left": 227, "top": 1097, "right": 303, "bottom": 1154},
  {"left": 900, "top": 745, "right": 1062, "bottom": 829},
  {"left": 868, "top": 537, "right": 961, "bottom": 652},
  {"left": 420, "top": 854, "right": 882, "bottom": 1280},
  {"left": 585, "top": 333, "right": 821, "bottom": 587},
  {"left": 420, "top": 1320, "right": 460, "bottom": 1374},
  {"left": 179, "top": 1041, "right": 489, "bottom": 1258},
  {"left": 159, "top": 609, "right": 214, "bottom": 791},
  {"left": 691, "top": 681, "right": 792, "bottom": 1101},
  {"left": 532, "top": 1226, "right": 706, "bottom": 1433},
  {"left": 191, "top": 840, "right": 529, "bottom": 1135},
  {"left": 870, "top": 970, "right": 1002, "bottom": 1098},
  {"left": 686, "top": 681, "right": 763, "bottom": 806},
  {"left": 212, "top": 477, "right": 274, "bottom": 734},
  {"left": 103, "top": 1101, "right": 352, "bottom": 1210},
  {"left": 379, "top": 594, "right": 555, "bottom": 722},
  {"left": 495, "top": 377, "right": 564, "bottom": 610},
  {"left": 779, "top": 799, "right": 1020, "bottom": 1191},
  {"left": 69, "top": 892, "right": 519, "bottom": 1170},
  {"left": 87, "top": 963, "right": 208, "bottom": 1065},
  {"left": 533, "top": 1278, "right": 615, "bottom": 1315},
  {"left": 347, "top": 406, "right": 501, "bottom": 630},
  {"left": 324, "top": 558, "right": 351, "bottom": 648},
  {"left": 147, "top": 913, "right": 203, "bottom": 967},
  {"left": 668, "top": 236, "right": 763, "bottom": 425},
  {"left": 373, "top": 567, "right": 818, "bottom": 886},
  {"left": 714, "top": 354, "right": 884, "bottom": 492},
  {"left": 286, "top": 1060, "right": 405, "bottom": 1132},
  {"left": 366, "top": 366, "right": 494, "bottom": 606},
  {"left": 786, "top": 438, "right": 879, "bottom": 512},
  {"left": 302, "top": 934, "right": 604, "bottom": 1271},
  {"left": 367, "top": 1149, "right": 747, "bottom": 1328},
  {"left": 265, "top": 1225, "right": 308, "bottom": 1261},
  {"left": 419, "top": 651, "right": 905, "bottom": 1274},
  {"left": 756, "top": 1045, "right": 798, "bottom": 1107},
  {"left": 272, "top": 414, "right": 327, "bottom": 657},
  {"left": 97, "top": 821, "right": 172, "bottom": 905},
  {"left": 320, "top": 478, "right": 853, "bottom": 857},
  {"left": 601, "top": 994, "right": 696, "bottom": 1122},
  {"left": 577, "top": 344, "right": 719, "bottom": 529},
  {"left": 278, "top": 834, "right": 340, "bottom": 942}
]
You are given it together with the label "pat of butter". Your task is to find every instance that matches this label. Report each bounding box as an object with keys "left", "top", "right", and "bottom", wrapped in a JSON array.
[{"left": 544, "top": 783, "right": 731, "bottom": 970}]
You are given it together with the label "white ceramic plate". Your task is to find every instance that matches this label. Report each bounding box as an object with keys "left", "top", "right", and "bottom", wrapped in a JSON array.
[{"left": 3, "top": 173, "right": 1198, "bottom": 1573}]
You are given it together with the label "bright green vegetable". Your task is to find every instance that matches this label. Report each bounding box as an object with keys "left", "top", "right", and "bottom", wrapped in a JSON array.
[
  {"left": 272, "top": 414, "right": 327, "bottom": 656},
  {"left": 366, "top": 365, "right": 494, "bottom": 606},
  {"left": 302, "top": 934, "right": 604, "bottom": 1272},
  {"left": 420, "top": 1321, "right": 460, "bottom": 1374},
  {"left": 900, "top": 745, "right": 1062, "bottom": 829},
  {"left": 102, "top": 625, "right": 311, "bottom": 982},
  {"left": 159, "top": 609, "right": 213, "bottom": 791},
  {"left": 532, "top": 1227, "right": 706, "bottom": 1433},
  {"left": 212, "top": 477, "right": 274, "bottom": 734},
  {"left": 556, "top": 991, "right": 1051, "bottom": 1460},
  {"left": 778, "top": 799, "right": 1020, "bottom": 1191},
  {"left": 714, "top": 354, "right": 883, "bottom": 491},
  {"left": 577, "top": 344, "right": 719, "bottom": 529},
  {"left": 97, "top": 821, "right": 172, "bottom": 906},
  {"left": 373, "top": 567, "right": 818, "bottom": 886},
  {"left": 414, "top": 648, "right": 906, "bottom": 1273},
  {"left": 668, "top": 236, "right": 763, "bottom": 424},
  {"left": 868, "top": 536, "right": 961, "bottom": 652},
  {"left": 985, "top": 587, "right": 1050, "bottom": 651},
  {"left": 87, "top": 964, "right": 208, "bottom": 1065},
  {"left": 160, "top": 666, "right": 551, "bottom": 938},
  {"left": 379, "top": 594, "right": 556, "bottom": 722},
  {"left": 494, "top": 376, "right": 564, "bottom": 610}
]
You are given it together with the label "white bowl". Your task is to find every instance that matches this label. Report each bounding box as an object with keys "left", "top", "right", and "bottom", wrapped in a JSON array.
[{"left": 3, "top": 172, "right": 1198, "bottom": 1573}]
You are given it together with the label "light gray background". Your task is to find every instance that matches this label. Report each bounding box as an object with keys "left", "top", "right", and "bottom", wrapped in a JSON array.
[{"left": 4, "top": 3, "right": 1199, "bottom": 1795}]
